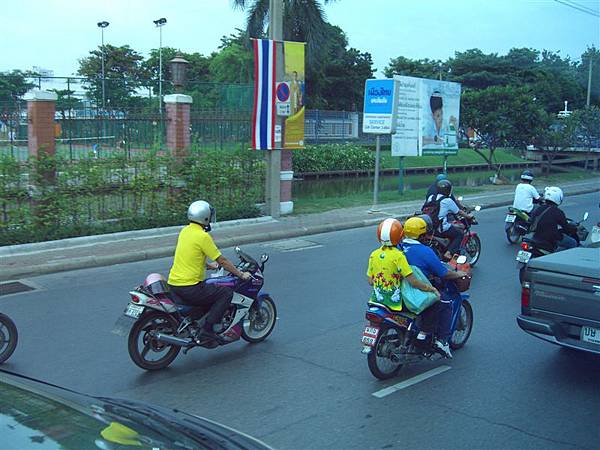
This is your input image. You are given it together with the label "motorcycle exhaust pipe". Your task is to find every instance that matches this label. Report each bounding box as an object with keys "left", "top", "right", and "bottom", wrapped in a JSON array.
[{"left": 155, "top": 333, "right": 193, "bottom": 347}]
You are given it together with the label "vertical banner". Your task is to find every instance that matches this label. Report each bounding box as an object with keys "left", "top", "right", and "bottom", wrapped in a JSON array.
[
  {"left": 283, "top": 41, "right": 305, "bottom": 148},
  {"left": 252, "top": 39, "right": 276, "bottom": 150}
]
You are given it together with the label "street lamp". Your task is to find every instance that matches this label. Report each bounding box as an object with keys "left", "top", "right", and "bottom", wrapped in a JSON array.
[
  {"left": 97, "top": 21, "right": 109, "bottom": 111},
  {"left": 153, "top": 17, "right": 167, "bottom": 115},
  {"left": 169, "top": 53, "right": 190, "bottom": 93}
]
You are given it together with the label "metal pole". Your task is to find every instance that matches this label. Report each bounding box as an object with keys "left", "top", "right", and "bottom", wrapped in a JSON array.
[
  {"left": 159, "top": 26, "right": 163, "bottom": 116},
  {"left": 443, "top": 153, "right": 448, "bottom": 173},
  {"left": 267, "top": 0, "right": 282, "bottom": 219},
  {"left": 371, "top": 135, "right": 381, "bottom": 211},
  {"left": 101, "top": 27, "right": 106, "bottom": 110},
  {"left": 586, "top": 55, "right": 593, "bottom": 107},
  {"left": 398, "top": 156, "right": 404, "bottom": 194}
]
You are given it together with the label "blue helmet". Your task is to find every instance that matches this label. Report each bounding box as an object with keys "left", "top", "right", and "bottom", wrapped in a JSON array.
[{"left": 435, "top": 173, "right": 448, "bottom": 182}]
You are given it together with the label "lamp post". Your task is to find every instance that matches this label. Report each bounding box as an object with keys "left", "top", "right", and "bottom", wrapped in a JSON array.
[
  {"left": 153, "top": 17, "right": 167, "bottom": 116},
  {"left": 169, "top": 53, "right": 189, "bottom": 93},
  {"left": 97, "top": 21, "right": 109, "bottom": 111}
]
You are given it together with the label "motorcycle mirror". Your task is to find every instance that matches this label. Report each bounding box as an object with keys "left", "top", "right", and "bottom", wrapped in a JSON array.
[
  {"left": 474, "top": 205, "right": 481, "bottom": 212},
  {"left": 457, "top": 196, "right": 464, "bottom": 201},
  {"left": 235, "top": 246, "right": 241, "bottom": 254},
  {"left": 456, "top": 255, "right": 468, "bottom": 265},
  {"left": 583, "top": 212, "right": 589, "bottom": 221},
  {"left": 260, "top": 254, "right": 269, "bottom": 263}
]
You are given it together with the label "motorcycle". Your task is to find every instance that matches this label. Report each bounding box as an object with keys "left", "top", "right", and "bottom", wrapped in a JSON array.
[
  {"left": 424, "top": 205, "right": 482, "bottom": 266},
  {"left": 113, "top": 247, "right": 277, "bottom": 371},
  {"left": 0, "top": 312, "right": 18, "bottom": 364},
  {"left": 361, "top": 256, "right": 474, "bottom": 380},
  {"left": 504, "top": 207, "right": 532, "bottom": 244},
  {"left": 517, "top": 212, "right": 590, "bottom": 283}
]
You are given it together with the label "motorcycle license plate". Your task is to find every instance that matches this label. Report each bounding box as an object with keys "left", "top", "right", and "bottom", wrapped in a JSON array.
[
  {"left": 581, "top": 326, "right": 600, "bottom": 345},
  {"left": 505, "top": 214, "right": 516, "bottom": 223},
  {"left": 125, "top": 303, "right": 144, "bottom": 318},
  {"left": 362, "top": 326, "right": 379, "bottom": 347},
  {"left": 516, "top": 250, "right": 532, "bottom": 263}
]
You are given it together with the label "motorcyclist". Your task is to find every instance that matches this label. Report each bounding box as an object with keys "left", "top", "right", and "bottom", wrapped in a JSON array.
[
  {"left": 426, "top": 179, "right": 474, "bottom": 260},
  {"left": 425, "top": 173, "right": 470, "bottom": 212},
  {"left": 402, "top": 216, "right": 469, "bottom": 358},
  {"left": 529, "top": 186, "right": 578, "bottom": 250},
  {"left": 167, "top": 200, "right": 251, "bottom": 343},
  {"left": 512, "top": 170, "right": 541, "bottom": 214},
  {"left": 366, "top": 219, "right": 440, "bottom": 336}
]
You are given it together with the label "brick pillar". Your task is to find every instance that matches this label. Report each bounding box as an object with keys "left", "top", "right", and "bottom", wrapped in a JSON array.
[
  {"left": 164, "top": 94, "right": 192, "bottom": 157},
  {"left": 24, "top": 90, "right": 58, "bottom": 158},
  {"left": 280, "top": 149, "right": 294, "bottom": 214}
]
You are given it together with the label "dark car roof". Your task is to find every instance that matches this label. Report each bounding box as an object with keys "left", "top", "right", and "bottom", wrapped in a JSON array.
[
  {"left": 528, "top": 247, "right": 600, "bottom": 279},
  {"left": 0, "top": 369, "right": 273, "bottom": 450}
]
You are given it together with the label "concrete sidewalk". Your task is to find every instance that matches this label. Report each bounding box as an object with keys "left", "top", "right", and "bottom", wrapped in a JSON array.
[{"left": 1, "top": 179, "right": 598, "bottom": 282}]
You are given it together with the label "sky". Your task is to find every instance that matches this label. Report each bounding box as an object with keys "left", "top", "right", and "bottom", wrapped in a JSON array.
[{"left": 1, "top": 0, "right": 598, "bottom": 77}]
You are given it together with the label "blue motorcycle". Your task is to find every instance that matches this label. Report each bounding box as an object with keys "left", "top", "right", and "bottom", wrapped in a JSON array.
[
  {"left": 113, "top": 247, "right": 277, "bottom": 371},
  {"left": 361, "top": 262, "right": 473, "bottom": 380}
]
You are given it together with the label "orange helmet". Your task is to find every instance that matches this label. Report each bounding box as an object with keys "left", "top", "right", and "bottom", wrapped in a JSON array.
[{"left": 377, "top": 218, "right": 404, "bottom": 246}]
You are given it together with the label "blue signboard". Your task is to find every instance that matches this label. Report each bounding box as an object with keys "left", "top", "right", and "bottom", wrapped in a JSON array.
[{"left": 363, "top": 79, "right": 397, "bottom": 134}]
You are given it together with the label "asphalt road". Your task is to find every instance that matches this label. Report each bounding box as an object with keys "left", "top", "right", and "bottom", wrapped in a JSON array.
[{"left": 2, "top": 192, "right": 599, "bottom": 450}]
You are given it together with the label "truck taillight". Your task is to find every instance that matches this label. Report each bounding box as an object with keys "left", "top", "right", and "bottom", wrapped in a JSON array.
[{"left": 521, "top": 282, "right": 530, "bottom": 308}]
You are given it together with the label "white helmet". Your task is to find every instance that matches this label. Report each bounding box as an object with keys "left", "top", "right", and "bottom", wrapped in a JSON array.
[
  {"left": 544, "top": 186, "right": 563, "bottom": 206},
  {"left": 187, "top": 200, "right": 215, "bottom": 227}
]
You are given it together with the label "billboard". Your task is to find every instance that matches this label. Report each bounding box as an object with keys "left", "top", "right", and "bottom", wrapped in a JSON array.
[
  {"left": 391, "top": 76, "right": 461, "bottom": 156},
  {"left": 362, "top": 79, "right": 398, "bottom": 134}
]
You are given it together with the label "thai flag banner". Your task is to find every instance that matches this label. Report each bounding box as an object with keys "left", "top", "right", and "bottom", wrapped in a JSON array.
[{"left": 252, "top": 39, "right": 277, "bottom": 150}]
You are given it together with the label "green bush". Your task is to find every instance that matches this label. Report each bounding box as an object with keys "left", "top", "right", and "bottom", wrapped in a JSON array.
[
  {"left": 293, "top": 143, "right": 375, "bottom": 173},
  {"left": 0, "top": 148, "right": 264, "bottom": 245}
]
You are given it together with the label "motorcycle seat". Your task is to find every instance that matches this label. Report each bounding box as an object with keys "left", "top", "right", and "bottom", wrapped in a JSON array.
[{"left": 523, "top": 235, "right": 556, "bottom": 252}]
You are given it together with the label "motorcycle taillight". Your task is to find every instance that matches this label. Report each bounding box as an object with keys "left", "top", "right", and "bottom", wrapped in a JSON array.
[
  {"left": 130, "top": 294, "right": 141, "bottom": 303},
  {"left": 365, "top": 311, "right": 383, "bottom": 323},
  {"left": 520, "top": 242, "right": 529, "bottom": 251}
]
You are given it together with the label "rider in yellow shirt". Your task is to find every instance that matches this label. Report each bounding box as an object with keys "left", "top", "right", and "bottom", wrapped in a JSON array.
[
  {"left": 367, "top": 218, "right": 440, "bottom": 346},
  {"left": 168, "top": 200, "right": 251, "bottom": 343}
]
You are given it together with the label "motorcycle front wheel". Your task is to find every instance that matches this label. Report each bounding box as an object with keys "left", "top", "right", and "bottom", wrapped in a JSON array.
[
  {"left": 128, "top": 311, "right": 181, "bottom": 371},
  {"left": 0, "top": 313, "right": 18, "bottom": 364},
  {"left": 449, "top": 301, "right": 473, "bottom": 350},
  {"left": 463, "top": 235, "right": 481, "bottom": 266},
  {"left": 242, "top": 296, "right": 277, "bottom": 343},
  {"left": 367, "top": 325, "right": 405, "bottom": 380}
]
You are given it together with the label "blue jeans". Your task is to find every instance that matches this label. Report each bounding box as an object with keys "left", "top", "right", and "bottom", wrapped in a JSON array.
[{"left": 557, "top": 234, "right": 577, "bottom": 250}]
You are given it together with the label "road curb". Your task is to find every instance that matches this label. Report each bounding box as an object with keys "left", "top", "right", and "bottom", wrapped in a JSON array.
[{"left": 2, "top": 186, "right": 598, "bottom": 281}]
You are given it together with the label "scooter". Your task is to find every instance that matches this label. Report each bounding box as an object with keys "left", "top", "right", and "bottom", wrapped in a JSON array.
[
  {"left": 361, "top": 256, "right": 473, "bottom": 380},
  {"left": 504, "top": 207, "right": 532, "bottom": 244},
  {"left": 0, "top": 313, "right": 18, "bottom": 364}
]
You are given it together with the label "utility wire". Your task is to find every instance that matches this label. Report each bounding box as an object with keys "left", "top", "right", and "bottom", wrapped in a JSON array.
[{"left": 553, "top": 0, "right": 600, "bottom": 17}]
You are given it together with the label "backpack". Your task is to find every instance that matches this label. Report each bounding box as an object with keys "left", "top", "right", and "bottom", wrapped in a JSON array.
[{"left": 421, "top": 196, "right": 443, "bottom": 231}]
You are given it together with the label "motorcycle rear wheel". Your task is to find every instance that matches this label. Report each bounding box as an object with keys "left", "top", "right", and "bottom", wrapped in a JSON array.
[
  {"left": 505, "top": 223, "right": 521, "bottom": 244},
  {"left": 463, "top": 235, "right": 481, "bottom": 266},
  {"left": 449, "top": 301, "right": 473, "bottom": 350},
  {"left": 0, "top": 313, "right": 18, "bottom": 364},
  {"left": 128, "top": 311, "right": 181, "bottom": 371},
  {"left": 367, "top": 325, "right": 405, "bottom": 380},
  {"left": 242, "top": 296, "right": 277, "bottom": 343}
]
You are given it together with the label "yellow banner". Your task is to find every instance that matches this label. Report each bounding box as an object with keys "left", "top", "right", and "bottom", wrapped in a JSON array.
[{"left": 283, "top": 41, "right": 305, "bottom": 149}]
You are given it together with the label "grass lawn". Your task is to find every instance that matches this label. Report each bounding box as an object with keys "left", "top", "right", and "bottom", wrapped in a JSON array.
[
  {"left": 292, "top": 169, "right": 600, "bottom": 215},
  {"left": 378, "top": 148, "right": 523, "bottom": 170}
]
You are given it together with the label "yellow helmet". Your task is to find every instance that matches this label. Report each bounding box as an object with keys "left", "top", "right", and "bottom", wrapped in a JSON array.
[{"left": 403, "top": 217, "right": 428, "bottom": 239}]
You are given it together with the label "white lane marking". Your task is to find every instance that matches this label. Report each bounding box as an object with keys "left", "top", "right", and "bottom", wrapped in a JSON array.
[
  {"left": 283, "top": 244, "right": 323, "bottom": 252},
  {"left": 372, "top": 365, "right": 451, "bottom": 398}
]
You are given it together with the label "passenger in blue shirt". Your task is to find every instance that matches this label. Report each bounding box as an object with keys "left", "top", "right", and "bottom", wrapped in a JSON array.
[{"left": 401, "top": 215, "right": 468, "bottom": 358}]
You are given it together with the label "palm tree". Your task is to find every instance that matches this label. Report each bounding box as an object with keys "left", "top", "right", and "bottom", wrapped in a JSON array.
[{"left": 232, "top": 0, "right": 336, "bottom": 60}]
